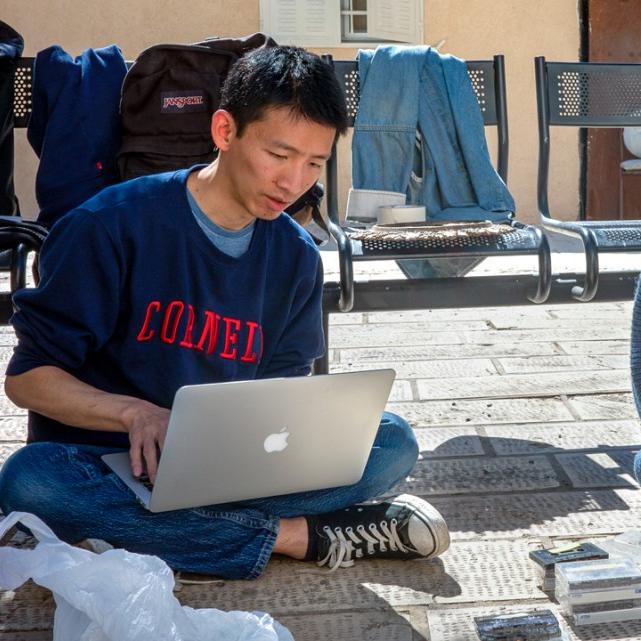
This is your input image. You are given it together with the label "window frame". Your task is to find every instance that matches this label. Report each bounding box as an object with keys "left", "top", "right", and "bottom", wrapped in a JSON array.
[{"left": 260, "top": 0, "right": 424, "bottom": 48}]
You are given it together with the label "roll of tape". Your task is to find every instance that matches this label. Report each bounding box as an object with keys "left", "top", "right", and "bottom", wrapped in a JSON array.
[{"left": 377, "top": 205, "right": 426, "bottom": 224}]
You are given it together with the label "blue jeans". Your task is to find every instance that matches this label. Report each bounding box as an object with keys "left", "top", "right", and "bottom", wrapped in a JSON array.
[{"left": 0, "top": 411, "right": 417, "bottom": 579}]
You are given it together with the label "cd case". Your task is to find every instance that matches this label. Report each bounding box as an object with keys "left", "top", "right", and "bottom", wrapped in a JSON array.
[
  {"left": 556, "top": 558, "right": 641, "bottom": 605},
  {"left": 474, "top": 609, "right": 562, "bottom": 641},
  {"left": 529, "top": 542, "right": 608, "bottom": 569}
]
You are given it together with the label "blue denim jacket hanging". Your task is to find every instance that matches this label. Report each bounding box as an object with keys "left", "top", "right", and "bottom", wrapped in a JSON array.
[{"left": 347, "top": 45, "right": 515, "bottom": 223}]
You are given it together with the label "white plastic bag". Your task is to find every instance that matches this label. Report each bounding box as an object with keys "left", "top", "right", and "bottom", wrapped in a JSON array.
[{"left": 0, "top": 512, "right": 294, "bottom": 641}]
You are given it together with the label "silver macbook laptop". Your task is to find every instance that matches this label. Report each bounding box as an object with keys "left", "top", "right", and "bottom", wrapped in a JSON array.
[{"left": 102, "top": 369, "right": 395, "bottom": 512}]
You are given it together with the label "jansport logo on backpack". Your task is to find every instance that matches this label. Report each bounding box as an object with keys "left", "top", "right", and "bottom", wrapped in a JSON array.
[
  {"left": 117, "top": 33, "right": 276, "bottom": 181},
  {"left": 160, "top": 91, "right": 206, "bottom": 113}
]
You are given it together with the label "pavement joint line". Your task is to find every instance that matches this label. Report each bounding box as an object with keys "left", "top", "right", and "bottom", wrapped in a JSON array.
[
  {"left": 410, "top": 485, "right": 632, "bottom": 499},
  {"left": 469, "top": 426, "right": 496, "bottom": 457},
  {"left": 489, "top": 357, "right": 505, "bottom": 375},
  {"left": 559, "top": 394, "right": 585, "bottom": 420},
  {"left": 414, "top": 417, "right": 638, "bottom": 427},
  {"left": 541, "top": 451, "right": 576, "bottom": 489},
  {"left": 426, "top": 599, "right": 550, "bottom": 610},
  {"left": 419, "top": 445, "right": 641, "bottom": 461},
  {"left": 395, "top": 390, "right": 632, "bottom": 401}
]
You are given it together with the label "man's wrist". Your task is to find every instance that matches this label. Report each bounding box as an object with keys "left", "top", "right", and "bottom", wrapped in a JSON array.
[{"left": 118, "top": 398, "right": 153, "bottom": 433}]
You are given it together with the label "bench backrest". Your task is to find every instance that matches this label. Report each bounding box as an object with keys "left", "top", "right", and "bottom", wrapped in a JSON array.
[
  {"left": 12, "top": 53, "right": 509, "bottom": 228},
  {"left": 536, "top": 57, "right": 641, "bottom": 128},
  {"left": 535, "top": 56, "right": 641, "bottom": 217}
]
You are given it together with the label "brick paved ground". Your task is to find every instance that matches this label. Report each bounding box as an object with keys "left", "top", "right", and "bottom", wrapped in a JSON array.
[{"left": 2, "top": 256, "right": 641, "bottom": 640}]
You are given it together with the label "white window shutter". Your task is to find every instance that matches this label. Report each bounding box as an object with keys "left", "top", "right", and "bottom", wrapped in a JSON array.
[
  {"left": 261, "top": 0, "right": 341, "bottom": 47},
  {"left": 369, "top": 0, "right": 421, "bottom": 44}
]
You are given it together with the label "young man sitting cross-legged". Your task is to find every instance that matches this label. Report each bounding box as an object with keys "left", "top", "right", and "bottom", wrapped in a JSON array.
[{"left": 0, "top": 46, "right": 450, "bottom": 577}]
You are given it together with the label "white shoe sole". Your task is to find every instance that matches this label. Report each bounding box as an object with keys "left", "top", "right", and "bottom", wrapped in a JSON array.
[{"left": 393, "top": 493, "right": 451, "bottom": 558}]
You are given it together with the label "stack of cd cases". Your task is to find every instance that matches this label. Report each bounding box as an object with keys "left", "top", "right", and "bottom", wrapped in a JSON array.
[
  {"left": 529, "top": 542, "right": 608, "bottom": 592},
  {"left": 555, "top": 557, "right": 641, "bottom": 625},
  {"left": 474, "top": 609, "right": 563, "bottom": 641}
]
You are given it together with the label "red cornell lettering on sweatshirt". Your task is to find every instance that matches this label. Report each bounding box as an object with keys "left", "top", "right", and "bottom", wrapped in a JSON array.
[{"left": 136, "top": 300, "right": 263, "bottom": 364}]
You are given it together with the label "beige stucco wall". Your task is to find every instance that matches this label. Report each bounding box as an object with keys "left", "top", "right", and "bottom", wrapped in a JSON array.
[{"left": 4, "top": 1, "right": 579, "bottom": 224}]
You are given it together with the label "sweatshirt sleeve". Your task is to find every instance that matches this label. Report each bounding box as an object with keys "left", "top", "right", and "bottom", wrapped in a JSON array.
[
  {"left": 7, "top": 209, "right": 122, "bottom": 375},
  {"left": 258, "top": 255, "right": 325, "bottom": 379}
]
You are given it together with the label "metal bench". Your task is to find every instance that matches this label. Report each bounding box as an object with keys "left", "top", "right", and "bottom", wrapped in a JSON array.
[
  {"left": 536, "top": 57, "right": 641, "bottom": 302},
  {"left": 315, "top": 54, "right": 553, "bottom": 374}
]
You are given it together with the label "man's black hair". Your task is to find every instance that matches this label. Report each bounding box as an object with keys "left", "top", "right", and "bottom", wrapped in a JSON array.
[{"left": 220, "top": 46, "right": 348, "bottom": 137}]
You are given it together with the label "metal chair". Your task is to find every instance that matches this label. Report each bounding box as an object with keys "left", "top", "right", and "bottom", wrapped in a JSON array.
[
  {"left": 315, "top": 54, "right": 552, "bottom": 374},
  {"left": 0, "top": 56, "right": 48, "bottom": 321},
  {"left": 536, "top": 56, "right": 641, "bottom": 302}
]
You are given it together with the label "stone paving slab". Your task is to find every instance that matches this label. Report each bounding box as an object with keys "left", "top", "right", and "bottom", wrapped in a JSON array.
[
  {"left": 334, "top": 358, "right": 500, "bottom": 380},
  {"left": 390, "top": 380, "right": 414, "bottom": 401},
  {"left": 175, "top": 557, "right": 452, "bottom": 613},
  {"left": 337, "top": 341, "right": 561, "bottom": 363},
  {"left": 550, "top": 303, "right": 631, "bottom": 318},
  {"left": 555, "top": 450, "right": 639, "bottom": 489},
  {"left": 0, "top": 396, "right": 26, "bottom": 415},
  {"left": 416, "top": 369, "right": 630, "bottom": 401},
  {"left": 387, "top": 397, "right": 575, "bottom": 427},
  {"left": 489, "top": 315, "right": 631, "bottom": 330},
  {"left": 365, "top": 307, "right": 556, "bottom": 323},
  {"left": 331, "top": 319, "right": 491, "bottom": 331},
  {"left": 331, "top": 326, "right": 633, "bottom": 348},
  {"left": 1, "top": 581, "right": 55, "bottom": 634},
  {"left": 496, "top": 354, "right": 628, "bottom": 374},
  {"left": 0, "top": 442, "right": 22, "bottom": 465},
  {"left": 481, "top": 420, "right": 641, "bottom": 455},
  {"left": 329, "top": 329, "right": 467, "bottom": 348},
  {"left": 279, "top": 608, "right": 429, "bottom": 641},
  {"left": 459, "top": 327, "right": 633, "bottom": 343},
  {"left": 0, "top": 347, "right": 16, "bottom": 360},
  {"left": 430, "top": 488, "right": 641, "bottom": 540},
  {"left": 385, "top": 455, "right": 561, "bottom": 497},
  {"left": 173, "top": 540, "right": 544, "bottom": 612},
  {"left": 0, "top": 416, "right": 27, "bottom": 442},
  {"left": 0, "top": 633, "right": 51, "bottom": 641},
  {"left": 566, "top": 392, "right": 637, "bottom": 420},
  {"left": 364, "top": 301, "right": 630, "bottom": 324},
  {"left": 414, "top": 427, "right": 484, "bottom": 458},
  {"left": 557, "top": 339, "right": 631, "bottom": 355},
  {"left": 327, "top": 312, "right": 365, "bottom": 325},
  {"left": 0, "top": 595, "right": 428, "bottom": 641},
  {"left": 432, "top": 539, "right": 545, "bottom": 604}
]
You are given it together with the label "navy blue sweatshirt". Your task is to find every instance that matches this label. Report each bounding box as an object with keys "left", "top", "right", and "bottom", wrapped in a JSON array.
[{"left": 8, "top": 169, "right": 325, "bottom": 447}]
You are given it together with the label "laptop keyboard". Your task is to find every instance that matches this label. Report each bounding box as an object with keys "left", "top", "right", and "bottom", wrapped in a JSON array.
[{"left": 138, "top": 472, "right": 154, "bottom": 491}]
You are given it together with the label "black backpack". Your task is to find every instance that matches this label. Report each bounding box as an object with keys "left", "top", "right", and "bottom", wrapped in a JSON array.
[{"left": 117, "top": 33, "right": 276, "bottom": 181}]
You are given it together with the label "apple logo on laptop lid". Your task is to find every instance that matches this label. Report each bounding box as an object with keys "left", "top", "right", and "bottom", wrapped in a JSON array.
[{"left": 264, "top": 427, "right": 290, "bottom": 453}]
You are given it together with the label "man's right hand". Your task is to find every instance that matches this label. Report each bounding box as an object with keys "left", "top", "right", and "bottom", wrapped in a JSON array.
[
  {"left": 125, "top": 401, "right": 171, "bottom": 485},
  {"left": 4, "top": 366, "right": 171, "bottom": 485}
]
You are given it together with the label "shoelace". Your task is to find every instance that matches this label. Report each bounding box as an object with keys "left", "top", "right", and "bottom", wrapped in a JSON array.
[{"left": 317, "top": 519, "right": 411, "bottom": 572}]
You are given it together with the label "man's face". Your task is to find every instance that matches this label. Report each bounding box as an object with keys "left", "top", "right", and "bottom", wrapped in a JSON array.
[{"left": 222, "top": 106, "right": 336, "bottom": 222}]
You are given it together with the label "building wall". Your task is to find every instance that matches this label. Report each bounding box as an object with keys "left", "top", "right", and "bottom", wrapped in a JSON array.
[{"left": 4, "top": 1, "right": 580, "bottom": 224}]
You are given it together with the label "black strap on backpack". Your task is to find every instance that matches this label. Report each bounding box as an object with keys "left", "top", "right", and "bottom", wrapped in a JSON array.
[{"left": 117, "top": 33, "right": 277, "bottom": 181}]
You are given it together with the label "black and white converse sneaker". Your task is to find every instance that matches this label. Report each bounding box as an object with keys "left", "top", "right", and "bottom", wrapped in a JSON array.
[{"left": 310, "top": 494, "right": 450, "bottom": 571}]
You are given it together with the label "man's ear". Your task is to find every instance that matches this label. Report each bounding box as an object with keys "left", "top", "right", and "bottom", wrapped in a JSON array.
[{"left": 211, "top": 110, "right": 237, "bottom": 152}]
